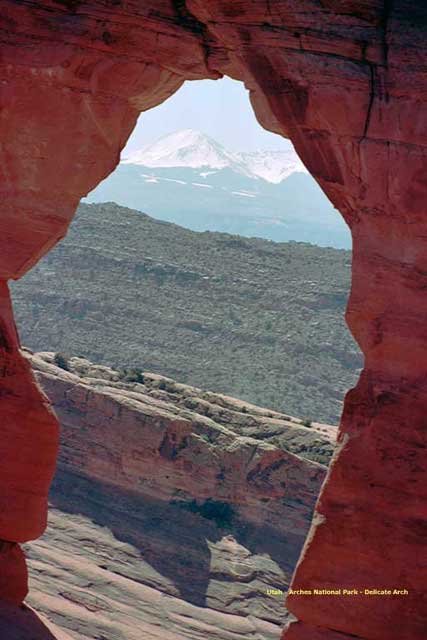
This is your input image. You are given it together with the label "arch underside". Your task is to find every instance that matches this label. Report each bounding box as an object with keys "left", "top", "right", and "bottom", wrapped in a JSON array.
[{"left": 0, "top": 1, "right": 426, "bottom": 639}]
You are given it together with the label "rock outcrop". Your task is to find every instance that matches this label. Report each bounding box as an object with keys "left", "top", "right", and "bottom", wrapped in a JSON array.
[
  {"left": 1, "top": 3, "right": 427, "bottom": 639},
  {"left": 29, "top": 351, "right": 333, "bottom": 501},
  {"left": 23, "top": 351, "right": 334, "bottom": 639}
]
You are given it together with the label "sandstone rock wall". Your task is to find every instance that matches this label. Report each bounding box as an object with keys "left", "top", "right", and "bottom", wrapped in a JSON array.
[
  {"left": 29, "top": 352, "right": 329, "bottom": 537},
  {"left": 1, "top": 2, "right": 427, "bottom": 638}
]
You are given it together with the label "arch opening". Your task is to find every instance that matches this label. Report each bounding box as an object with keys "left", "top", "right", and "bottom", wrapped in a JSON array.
[
  {"left": 9, "top": 74, "right": 361, "bottom": 638},
  {"left": 12, "top": 75, "right": 358, "bottom": 425}
]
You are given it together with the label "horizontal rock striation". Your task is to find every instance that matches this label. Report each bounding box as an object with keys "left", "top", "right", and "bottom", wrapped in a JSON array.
[{"left": 28, "top": 351, "right": 333, "bottom": 504}]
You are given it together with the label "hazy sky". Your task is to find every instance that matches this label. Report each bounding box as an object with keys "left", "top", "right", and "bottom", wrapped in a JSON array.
[{"left": 123, "top": 77, "right": 294, "bottom": 154}]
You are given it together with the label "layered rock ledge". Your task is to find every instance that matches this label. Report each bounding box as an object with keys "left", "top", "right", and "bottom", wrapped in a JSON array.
[{"left": 20, "top": 350, "right": 335, "bottom": 640}]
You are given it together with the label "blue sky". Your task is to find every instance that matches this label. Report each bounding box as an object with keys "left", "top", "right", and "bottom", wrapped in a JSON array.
[{"left": 123, "top": 77, "right": 294, "bottom": 153}]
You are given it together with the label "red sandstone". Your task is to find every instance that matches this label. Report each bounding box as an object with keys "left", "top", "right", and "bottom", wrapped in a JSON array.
[{"left": 0, "top": 2, "right": 426, "bottom": 639}]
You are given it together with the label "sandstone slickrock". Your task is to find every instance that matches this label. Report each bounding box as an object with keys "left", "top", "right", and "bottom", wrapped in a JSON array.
[
  {"left": 1, "top": 3, "right": 427, "bottom": 639},
  {"left": 22, "top": 351, "right": 335, "bottom": 639}
]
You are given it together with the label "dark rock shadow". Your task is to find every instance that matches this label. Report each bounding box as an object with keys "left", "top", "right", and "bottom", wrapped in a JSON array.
[
  {"left": 50, "top": 471, "right": 222, "bottom": 607},
  {"left": 0, "top": 603, "right": 61, "bottom": 640},
  {"left": 49, "top": 469, "right": 308, "bottom": 609}
]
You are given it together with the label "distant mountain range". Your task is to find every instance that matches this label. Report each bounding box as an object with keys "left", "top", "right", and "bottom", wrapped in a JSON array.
[
  {"left": 86, "top": 130, "right": 351, "bottom": 249},
  {"left": 122, "top": 129, "right": 307, "bottom": 183}
]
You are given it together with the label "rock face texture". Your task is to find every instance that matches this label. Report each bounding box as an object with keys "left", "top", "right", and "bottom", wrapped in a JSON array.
[
  {"left": 0, "top": 282, "right": 58, "bottom": 603},
  {"left": 23, "top": 351, "right": 333, "bottom": 639},
  {"left": 29, "top": 351, "right": 332, "bottom": 502},
  {"left": 1, "top": 2, "right": 427, "bottom": 639}
]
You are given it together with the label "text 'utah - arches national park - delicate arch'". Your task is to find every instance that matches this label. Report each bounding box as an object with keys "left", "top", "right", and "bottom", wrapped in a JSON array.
[{"left": 0, "top": 2, "right": 426, "bottom": 639}]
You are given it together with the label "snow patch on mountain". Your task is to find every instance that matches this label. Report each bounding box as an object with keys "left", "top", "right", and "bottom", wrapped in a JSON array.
[
  {"left": 232, "top": 191, "right": 257, "bottom": 198},
  {"left": 122, "top": 129, "right": 307, "bottom": 183},
  {"left": 237, "top": 150, "right": 307, "bottom": 183}
]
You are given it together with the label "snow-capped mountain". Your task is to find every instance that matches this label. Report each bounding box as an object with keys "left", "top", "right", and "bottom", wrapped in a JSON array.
[
  {"left": 122, "top": 129, "right": 245, "bottom": 171},
  {"left": 87, "top": 129, "right": 350, "bottom": 249},
  {"left": 237, "top": 150, "right": 307, "bottom": 184},
  {"left": 122, "top": 129, "right": 307, "bottom": 183}
]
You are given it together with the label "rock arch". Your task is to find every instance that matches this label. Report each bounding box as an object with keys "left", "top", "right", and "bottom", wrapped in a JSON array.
[{"left": 0, "top": 2, "right": 426, "bottom": 639}]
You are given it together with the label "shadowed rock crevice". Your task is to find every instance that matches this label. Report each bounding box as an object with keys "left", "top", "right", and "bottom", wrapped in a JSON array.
[{"left": 0, "top": 603, "right": 71, "bottom": 640}]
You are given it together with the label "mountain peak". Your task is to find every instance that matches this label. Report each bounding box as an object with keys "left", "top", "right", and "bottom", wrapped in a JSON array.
[
  {"left": 163, "top": 128, "right": 215, "bottom": 144},
  {"left": 122, "top": 129, "right": 239, "bottom": 171},
  {"left": 122, "top": 129, "right": 307, "bottom": 182}
]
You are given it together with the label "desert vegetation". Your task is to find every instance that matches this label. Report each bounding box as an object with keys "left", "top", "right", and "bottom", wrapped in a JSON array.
[{"left": 12, "top": 203, "right": 361, "bottom": 424}]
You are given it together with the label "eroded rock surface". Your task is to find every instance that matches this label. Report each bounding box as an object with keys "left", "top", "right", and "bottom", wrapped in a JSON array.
[
  {"left": 29, "top": 350, "right": 333, "bottom": 498},
  {"left": 22, "top": 351, "right": 334, "bottom": 639}
]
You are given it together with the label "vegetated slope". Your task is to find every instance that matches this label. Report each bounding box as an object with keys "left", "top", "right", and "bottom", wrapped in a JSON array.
[
  {"left": 86, "top": 165, "right": 349, "bottom": 248},
  {"left": 24, "top": 351, "right": 334, "bottom": 640},
  {"left": 12, "top": 202, "right": 361, "bottom": 424}
]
